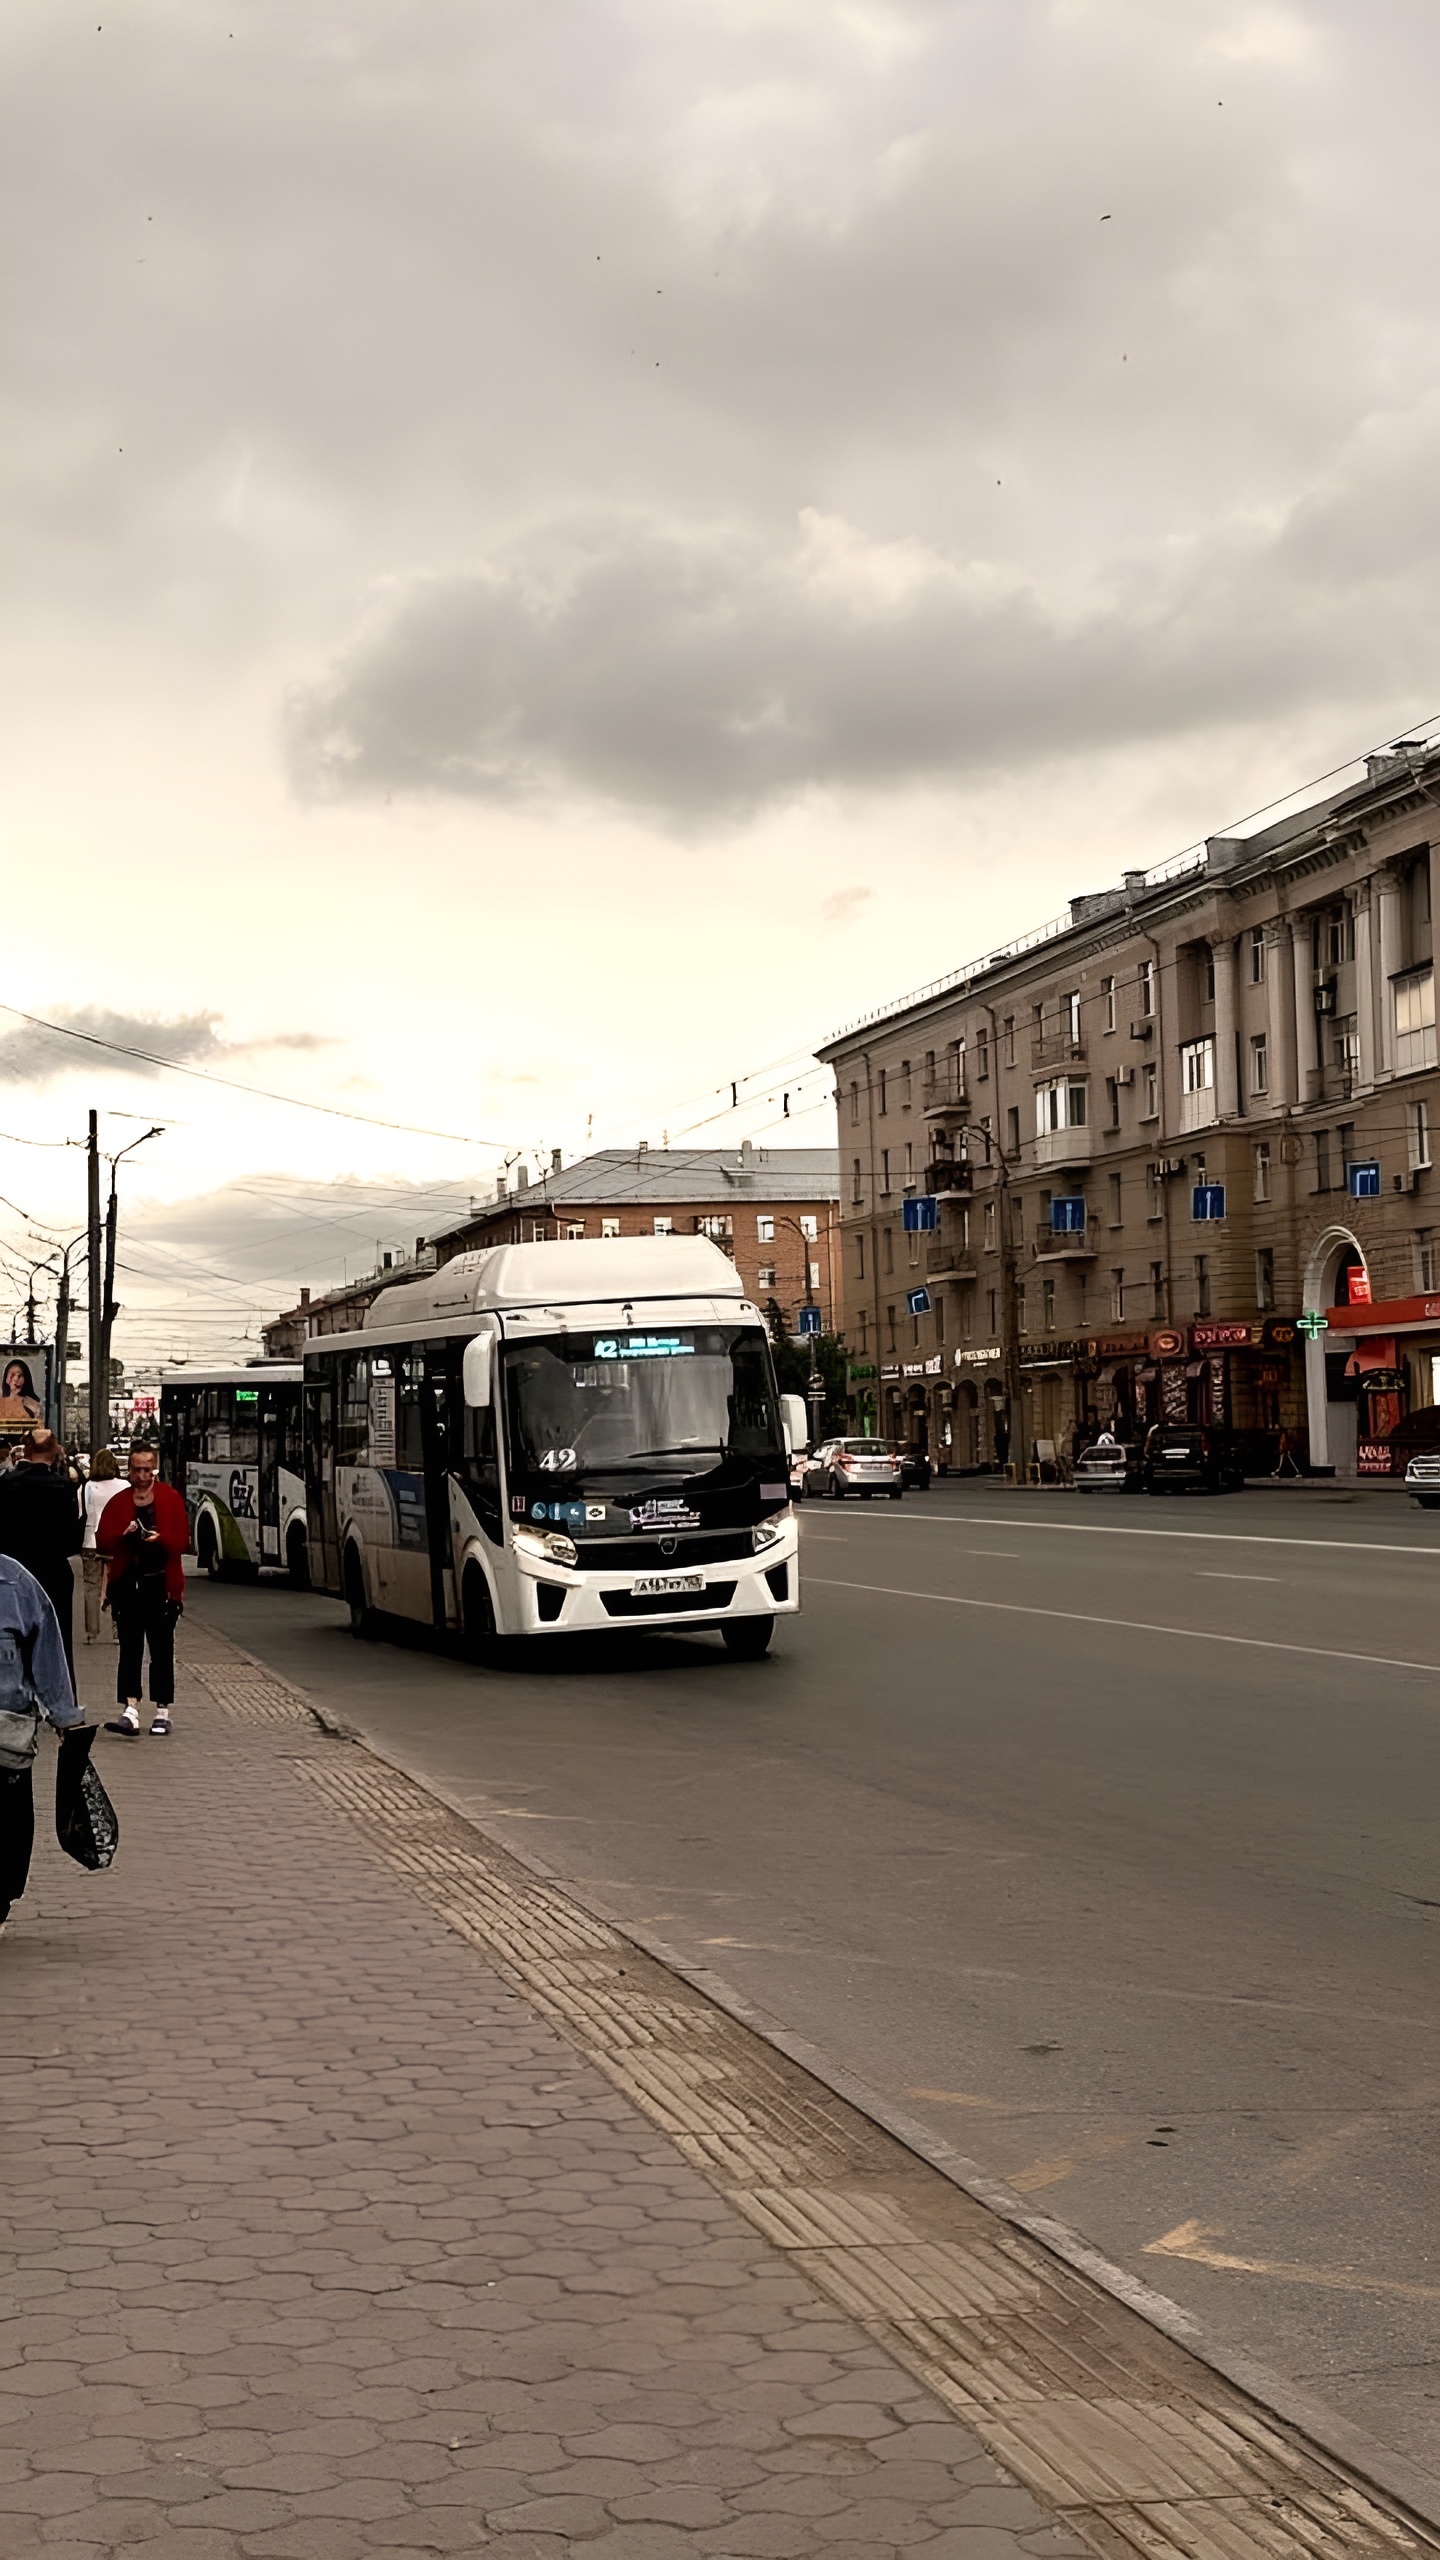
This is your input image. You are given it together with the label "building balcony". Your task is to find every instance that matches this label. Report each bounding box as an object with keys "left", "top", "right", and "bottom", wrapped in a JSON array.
[
  {"left": 925, "top": 1244, "right": 976, "bottom": 1281},
  {"left": 922, "top": 1070, "right": 970, "bottom": 1123},
  {"left": 1032, "top": 1124, "right": 1095, "bottom": 1172},
  {"left": 1032, "top": 1230, "right": 1096, "bottom": 1262},
  {"left": 925, "top": 1159, "right": 974, "bottom": 1196},
  {"left": 1179, "top": 1086, "right": 1218, "bottom": 1133},
  {"left": 1031, "top": 1033, "right": 1086, "bottom": 1072}
]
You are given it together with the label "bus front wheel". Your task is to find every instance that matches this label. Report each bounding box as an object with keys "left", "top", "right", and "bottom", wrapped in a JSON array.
[
  {"left": 344, "top": 1548, "right": 376, "bottom": 1640},
  {"left": 461, "top": 1563, "right": 501, "bottom": 1668},
  {"left": 722, "top": 1616, "right": 773, "bottom": 1660}
]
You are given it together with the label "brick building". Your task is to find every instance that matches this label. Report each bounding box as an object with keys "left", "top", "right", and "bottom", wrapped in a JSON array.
[
  {"left": 262, "top": 1244, "right": 436, "bottom": 1358},
  {"left": 818, "top": 744, "right": 1439, "bottom": 1477},
  {"left": 428, "top": 1144, "right": 840, "bottom": 1336}
]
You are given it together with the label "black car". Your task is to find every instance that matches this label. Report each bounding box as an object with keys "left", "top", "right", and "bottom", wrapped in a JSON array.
[{"left": 1143, "top": 1423, "right": 1246, "bottom": 1495}]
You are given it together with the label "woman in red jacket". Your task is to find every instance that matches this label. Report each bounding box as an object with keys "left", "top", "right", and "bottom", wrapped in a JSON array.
[{"left": 97, "top": 1445, "right": 189, "bottom": 1738}]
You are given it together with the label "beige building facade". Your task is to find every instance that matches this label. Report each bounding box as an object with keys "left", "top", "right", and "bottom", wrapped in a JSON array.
[{"left": 819, "top": 746, "right": 1440, "bottom": 1476}]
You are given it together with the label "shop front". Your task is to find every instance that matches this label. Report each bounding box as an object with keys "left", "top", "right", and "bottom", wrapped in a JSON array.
[
  {"left": 1320, "top": 1293, "right": 1440, "bottom": 1476},
  {"left": 952, "top": 1344, "right": 1004, "bottom": 1469}
]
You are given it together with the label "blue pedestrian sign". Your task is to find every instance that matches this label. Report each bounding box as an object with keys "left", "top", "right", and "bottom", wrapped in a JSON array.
[
  {"left": 797, "top": 1303, "right": 821, "bottom": 1336},
  {"left": 906, "top": 1287, "right": 932, "bottom": 1316}
]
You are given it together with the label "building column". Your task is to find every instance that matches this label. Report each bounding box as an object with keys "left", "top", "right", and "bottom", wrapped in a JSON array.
[
  {"left": 1376, "top": 868, "right": 1403, "bottom": 1075},
  {"left": 1266, "top": 923, "right": 1295, "bottom": 1107},
  {"left": 1291, "top": 917, "right": 1316, "bottom": 1099},
  {"left": 1212, "top": 935, "right": 1239, "bottom": 1118},
  {"left": 1304, "top": 1328, "right": 1329, "bottom": 1470},
  {"left": 1351, "top": 884, "right": 1377, "bottom": 1092}
]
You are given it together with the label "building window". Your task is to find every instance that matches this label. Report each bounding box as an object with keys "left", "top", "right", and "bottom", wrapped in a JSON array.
[
  {"left": 900, "top": 1060, "right": 912, "bottom": 1104},
  {"left": 1205, "top": 951, "right": 1216, "bottom": 1001},
  {"left": 886, "top": 1304, "right": 897, "bottom": 1351},
  {"left": 858, "top": 1308, "right": 869, "bottom": 1353},
  {"left": 1108, "top": 1171, "right": 1123, "bottom": 1227},
  {"left": 878, "top": 1067, "right": 888, "bottom": 1116},
  {"left": 1147, "top": 1163, "right": 1164, "bottom": 1220},
  {"left": 1034, "top": 1078, "right": 1087, "bottom": 1135},
  {"left": 1066, "top": 991, "right": 1081, "bottom": 1044},
  {"left": 1102, "top": 974, "right": 1116, "bottom": 1032},
  {"left": 757, "top": 1214, "right": 775, "bottom": 1242},
  {"left": 881, "top": 1149, "right": 891, "bottom": 1195},
  {"left": 1150, "top": 1262, "right": 1165, "bottom": 1318},
  {"left": 1314, "top": 1129, "right": 1331, "bottom": 1192},
  {"left": 852, "top": 1157, "right": 863, "bottom": 1204},
  {"left": 883, "top": 1226, "right": 894, "bottom": 1274},
  {"left": 601, "top": 1217, "right": 620, "bottom": 1238},
  {"left": 1003, "top": 1016, "right": 1016, "bottom": 1067},
  {"left": 934, "top": 1293, "right": 945, "bottom": 1341},
  {"left": 1395, "top": 967, "right": 1437, "bottom": 1075},
  {"left": 1012, "top": 1194, "right": 1025, "bottom": 1242},
  {"left": 1007, "top": 1105, "right": 1021, "bottom": 1153},
  {"left": 1253, "top": 1142, "right": 1271, "bottom": 1202},
  {"left": 1250, "top": 926, "right": 1266, "bottom": 984},
  {"left": 1042, "top": 1275, "right": 1056, "bottom": 1329},
  {"left": 1325, "top": 907, "right": 1355, "bottom": 967},
  {"left": 1016, "top": 1282, "right": 1027, "bottom": 1334},
  {"left": 984, "top": 1201, "right": 997, "bottom": 1252},
  {"left": 756, "top": 1263, "right": 776, "bottom": 1289},
  {"left": 1110, "top": 1268, "right": 1125, "bottom": 1320},
  {"left": 903, "top": 1142, "right": 914, "bottom": 1182},
  {"left": 987, "top": 1288, "right": 998, "bottom": 1334},
  {"left": 809, "top": 1259, "right": 821, "bottom": 1289},
  {"left": 1139, "top": 958, "right": 1156, "bottom": 1018},
  {"left": 976, "top": 1027, "right": 990, "bottom": 1081},
  {"left": 653, "top": 1216, "right": 672, "bottom": 1235},
  {"left": 1142, "top": 1060, "right": 1159, "bottom": 1118},
  {"left": 1334, "top": 1019, "right": 1360, "bottom": 1079},
  {"left": 1195, "top": 1254, "right": 1210, "bottom": 1316},
  {"left": 1250, "top": 1033, "right": 1268, "bottom": 1095},
  {"left": 855, "top": 1233, "right": 865, "bottom": 1279},
  {"left": 565, "top": 1221, "right": 586, "bottom": 1240},
  {"left": 1255, "top": 1247, "right": 1275, "bottom": 1311},
  {"left": 1106, "top": 1075, "right": 1120, "bottom": 1128},
  {"left": 696, "top": 1214, "right": 733, "bottom": 1243},
  {"left": 799, "top": 1214, "right": 817, "bottom": 1240},
  {"left": 1418, "top": 1234, "right": 1439, "bottom": 1292},
  {"left": 850, "top": 1081, "right": 860, "bottom": 1125},
  {"left": 1408, "top": 1099, "right": 1432, "bottom": 1170},
  {"left": 907, "top": 1226, "right": 919, "bottom": 1266},
  {"left": 1180, "top": 1036, "right": 1216, "bottom": 1131}
]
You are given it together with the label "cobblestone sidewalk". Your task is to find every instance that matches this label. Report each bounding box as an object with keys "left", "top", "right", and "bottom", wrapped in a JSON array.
[{"left": 0, "top": 1620, "right": 1084, "bottom": 2560}]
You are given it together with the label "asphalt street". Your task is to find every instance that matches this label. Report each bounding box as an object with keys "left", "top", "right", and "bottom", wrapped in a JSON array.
[{"left": 174, "top": 1483, "right": 1440, "bottom": 2477}]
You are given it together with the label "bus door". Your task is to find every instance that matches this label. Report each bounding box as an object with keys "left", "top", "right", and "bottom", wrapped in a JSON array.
[
  {"left": 303, "top": 1372, "right": 340, "bottom": 1592},
  {"left": 258, "top": 1399, "right": 282, "bottom": 1566},
  {"left": 423, "top": 1344, "right": 457, "bottom": 1628}
]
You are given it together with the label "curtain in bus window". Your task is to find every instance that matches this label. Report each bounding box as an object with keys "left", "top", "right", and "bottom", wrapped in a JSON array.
[{"left": 397, "top": 1355, "right": 425, "bottom": 1471}]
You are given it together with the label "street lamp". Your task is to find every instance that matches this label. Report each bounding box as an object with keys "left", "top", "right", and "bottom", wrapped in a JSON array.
[
  {"left": 774, "top": 1215, "right": 826, "bottom": 1446},
  {"left": 88, "top": 1121, "right": 163, "bottom": 1451}
]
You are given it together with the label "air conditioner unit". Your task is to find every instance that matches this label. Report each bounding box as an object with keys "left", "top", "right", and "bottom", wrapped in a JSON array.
[
  {"left": 1314, "top": 979, "right": 1338, "bottom": 1016},
  {"left": 1129, "top": 1021, "right": 1155, "bottom": 1041},
  {"left": 1147, "top": 1156, "right": 1186, "bottom": 1179},
  {"left": 1115, "top": 1066, "right": 1135, "bottom": 1087},
  {"left": 1393, "top": 1169, "right": 1417, "bottom": 1193}
]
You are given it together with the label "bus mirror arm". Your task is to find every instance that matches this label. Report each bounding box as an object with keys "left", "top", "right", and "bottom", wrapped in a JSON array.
[{"left": 462, "top": 1335, "right": 494, "bottom": 1409}]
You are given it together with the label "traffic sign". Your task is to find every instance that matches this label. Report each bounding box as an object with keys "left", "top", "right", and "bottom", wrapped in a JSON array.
[{"left": 797, "top": 1304, "right": 821, "bottom": 1336}]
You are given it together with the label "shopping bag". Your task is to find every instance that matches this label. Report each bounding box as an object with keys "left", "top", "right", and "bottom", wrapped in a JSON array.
[{"left": 55, "top": 1727, "right": 119, "bottom": 1871}]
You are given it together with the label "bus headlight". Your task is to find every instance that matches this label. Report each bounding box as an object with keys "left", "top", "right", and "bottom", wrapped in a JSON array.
[
  {"left": 752, "top": 1517, "right": 787, "bottom": 1552},
  {"left": 514, "top": 1527, "right": 578, "bottom": 1568}
]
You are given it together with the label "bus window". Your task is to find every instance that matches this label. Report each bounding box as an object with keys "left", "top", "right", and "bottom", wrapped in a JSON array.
[
  {"left": 206, "top": 1386, "right": 232, "bottom": 1461},
  {"left": 231, "top": 1387, "right": 259, "bottom": 1464},
  {"left": 397, "top": 1352, "right": 425, "bottom": 1471},
  {"left": 337, "top": 1357, "right": 369, "bottom": 1465}
]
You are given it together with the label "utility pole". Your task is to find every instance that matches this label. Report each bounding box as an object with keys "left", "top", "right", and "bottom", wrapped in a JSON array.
[
  {"left": 97, "top": 1125, "right": 164, "bottom": 1437},
  {"left": 87, "top": 1111, "right": 105, "bottom": 1455}
]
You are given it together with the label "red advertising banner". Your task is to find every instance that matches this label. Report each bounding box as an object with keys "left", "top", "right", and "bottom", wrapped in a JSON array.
[
  {"left": 1190, "top": 1322, "right": 1253, "bottom": 1351},
  {"left": 1347, "top": 1268, "right": 1372, "bottom": 1305}
]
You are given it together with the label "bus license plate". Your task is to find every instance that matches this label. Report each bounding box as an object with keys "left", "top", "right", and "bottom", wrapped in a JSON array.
[{"left": 631, "top": 1572, "right": 704, "bottom": 1597}]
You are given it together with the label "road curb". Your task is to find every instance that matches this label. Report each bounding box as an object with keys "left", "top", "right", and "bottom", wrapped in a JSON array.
[{"left": 262, "top": 1651, "right": 1440, "bottom": 2541}]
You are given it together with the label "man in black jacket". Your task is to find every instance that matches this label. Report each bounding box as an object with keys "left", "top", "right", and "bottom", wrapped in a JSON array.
[{"left": 0, "top": 1430, "right": 83, "bottom": 1680}]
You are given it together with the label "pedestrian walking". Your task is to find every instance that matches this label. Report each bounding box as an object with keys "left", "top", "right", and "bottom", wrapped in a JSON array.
[
  {"left": 98, "top": 1447, "right": 189, "bottom": 1739},
  {"left": 0, "top": 1428, "right": 84, "bottom": 1680},
  {"left": 79, "top": 1450, "right": 124, "bottom": 1644},
  {"left": 0, "top": 1553, "right": 88, "bottom": 1930}
]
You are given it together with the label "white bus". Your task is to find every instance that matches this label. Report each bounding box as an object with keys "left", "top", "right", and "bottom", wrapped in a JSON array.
[
  {"left": 159, "top": 1363, "right": 308, "bottom": 1584},
  {"left": 301, "top": 1235, "right": 805, "bottom": 1659}
]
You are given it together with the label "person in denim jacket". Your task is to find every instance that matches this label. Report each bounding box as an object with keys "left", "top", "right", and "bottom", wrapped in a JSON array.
[{"left": 0, "top": 1554, "right": 86, "bottom": 1929}]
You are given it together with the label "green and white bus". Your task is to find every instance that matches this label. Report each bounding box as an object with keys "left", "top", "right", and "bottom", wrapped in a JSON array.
[
  {"left": 302, "top": 1235, "right": 805, "bottom": 1659},
  {"left": 159, "top": 1362, "right": 308, "bottom": 1584}
]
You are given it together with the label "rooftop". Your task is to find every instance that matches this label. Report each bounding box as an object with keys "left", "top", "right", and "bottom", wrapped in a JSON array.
[{"left": 437, "top": 1144, "right": 839, "bottom": 1234}]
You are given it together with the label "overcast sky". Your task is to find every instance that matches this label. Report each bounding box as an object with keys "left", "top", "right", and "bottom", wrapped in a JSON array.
[{"left": 5, "top": 1, "right": 1440, "bottom": 1366}]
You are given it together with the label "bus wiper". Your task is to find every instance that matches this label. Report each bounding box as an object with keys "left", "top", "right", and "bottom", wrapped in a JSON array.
[{"left": 618, "top": 1443, "right": 723, "bottom": 1461}]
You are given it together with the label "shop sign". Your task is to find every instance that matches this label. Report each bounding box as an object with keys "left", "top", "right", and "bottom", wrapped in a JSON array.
[
  {"left": 1356, "top": 1368, "right": 1404, "bottom": 1392},
  {"left": 1149, "top": 1328, "right": 1185, "bottom": 1357},
  {"left": 1190, "top": 1322, "right": 1253, "bottom": 1352},
  {"left": 847, "top": 1363, "right": 876, "bottom": 1381},
  {"left": 1357, "top": 1442, "right": 1396, "bottom": 1475},
  {"left": 880, "top": 1363, "right": 901, "bottom": 1380},
  {"left": 1160, "top": 1364, "right": 1188, "bottom": 1420},
  {"left": 1019, "top": 1338, "right": 1085, "bottom": 1365},
  {"left": 1261, "top": 1318, "right": 1298, "bottom": 1351},
  {"left": 1347, "top": 1268, "right": 1372, "bottom": 1305},
  {"left": 902, "top": 1360, "right": 926, "bottom": 1378},
  {"left": 954, "top": 1344, "right": 1002, "bottom": 1366}
]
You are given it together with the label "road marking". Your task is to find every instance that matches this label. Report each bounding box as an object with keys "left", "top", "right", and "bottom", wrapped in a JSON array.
[
  {"left": 1145, "top": 2219, "right": 1440, "bottom": 2304},
  {"left": 1010, "top": 2128, "right": 1144, "bottom": 2193},
  {"left": 803, "top": 1574, "right": 1440, "bottom": 1677},
  {"left": 824, "top": 1510, "right": 1439, "bottom": 1560},
  {"left": 1196, "top": 1571, "right": 1279, "bottom": 1583}
]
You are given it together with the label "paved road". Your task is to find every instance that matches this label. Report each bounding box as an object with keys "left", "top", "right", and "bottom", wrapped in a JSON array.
[{"left": 181, "top": 1483, "right": 1440, "bottom": 2476}]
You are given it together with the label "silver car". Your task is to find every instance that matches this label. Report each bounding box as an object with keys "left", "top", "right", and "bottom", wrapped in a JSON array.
[
  {"left": 809, "top": 1437, "right": 904, "bottom": 1501},
  {"left": 1404, "top": 1449, "right": 1440, "bottom": 1509}
]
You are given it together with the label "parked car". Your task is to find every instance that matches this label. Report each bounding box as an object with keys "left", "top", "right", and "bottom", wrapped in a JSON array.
[
  {"left": 1404, "top": 1448, "right": 1440, "bottom": 1508},
  {"left": 1073, "top": 1435, "right": 1141, "bottom": 1492},
  {"left": 1142, "top": 1423, "right": 1246, "bottom": 1495},
  {"left": 808, "top": 1437, "right": 904, "bottom": 1500},
  {"left": 898, "top": 1447, "right": 932, "bottom": 1491}
]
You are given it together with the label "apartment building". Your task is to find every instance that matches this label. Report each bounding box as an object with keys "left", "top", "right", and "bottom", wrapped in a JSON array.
[
  {"left": 427, "top": 1143, "right": 841, "bottom": 1336},
  {"left": 818, "top": 745, "right": 1439, "bottom": 1476}
]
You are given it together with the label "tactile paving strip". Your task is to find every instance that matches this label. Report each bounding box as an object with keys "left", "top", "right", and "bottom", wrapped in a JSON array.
[{"left": 258, "top": 1697, "right": 1436, "bottom": 2560}]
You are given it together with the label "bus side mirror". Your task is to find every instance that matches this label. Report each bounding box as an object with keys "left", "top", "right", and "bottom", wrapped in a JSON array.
[
  {"left": 780, "top": 1393, "right": 808, "bottom": 1456},
  {"left": 462, "top": 1335, "right": 493, "bottom": 1408}
]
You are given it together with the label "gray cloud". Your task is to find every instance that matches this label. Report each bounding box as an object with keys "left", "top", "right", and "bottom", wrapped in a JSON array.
[{"left": 0, "top": 1008, "right": 330, "bottom": 1088}]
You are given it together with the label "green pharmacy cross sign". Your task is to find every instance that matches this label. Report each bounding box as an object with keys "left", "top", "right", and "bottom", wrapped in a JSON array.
[{"left": 1297, "top": 1310, "right": 1329, "bottom": 1341}]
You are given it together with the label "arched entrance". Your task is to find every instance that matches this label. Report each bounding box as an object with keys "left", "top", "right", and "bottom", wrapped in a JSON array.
[{"left": 1302, "top": 1224, "right": 1369, "bottom": 1472}]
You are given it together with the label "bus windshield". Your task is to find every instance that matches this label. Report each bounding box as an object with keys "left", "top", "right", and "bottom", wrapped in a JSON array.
[{"left": 502, "top": 1325, "right": 785, "bottom": 1506}]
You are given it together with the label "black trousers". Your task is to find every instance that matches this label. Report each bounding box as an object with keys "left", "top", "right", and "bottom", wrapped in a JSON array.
[
  {"left": 114, "top": 1583, "right": 181, "bottom": 1707},
  {"left": 0, "top": 1767, "right": 34, "bottom": 1915}
]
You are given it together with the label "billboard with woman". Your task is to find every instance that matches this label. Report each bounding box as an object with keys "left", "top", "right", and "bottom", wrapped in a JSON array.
[{"left": 0, "top": 1349, "right": 52, "bottom": 1441}]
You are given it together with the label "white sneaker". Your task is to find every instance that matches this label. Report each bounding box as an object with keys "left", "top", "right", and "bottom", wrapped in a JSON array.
[
  {"left": 150, "top": 1712, "right": 171, "bottom": 1738},
  {"left": 105, "top": 1706, "right": 141, "bottom": 1735}
]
